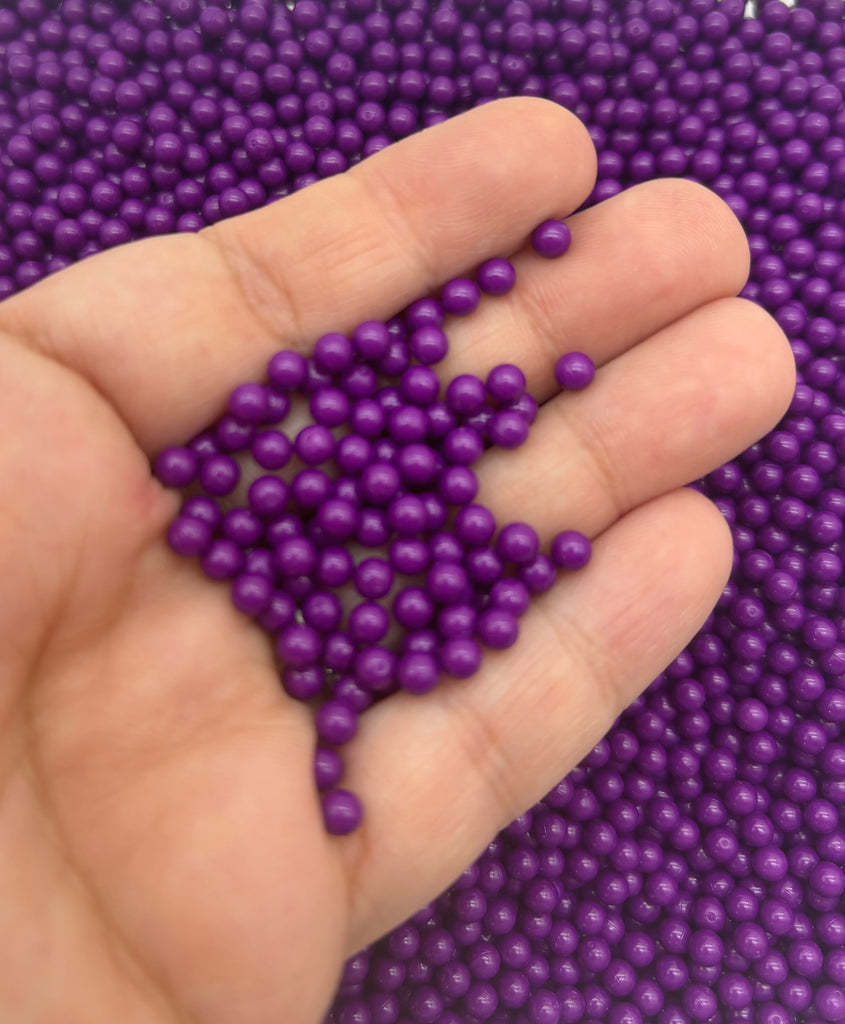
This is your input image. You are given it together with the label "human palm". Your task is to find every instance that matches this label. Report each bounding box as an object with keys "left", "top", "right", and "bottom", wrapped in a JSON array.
[{"left": 0, "top": 100, "right": 792, "bottom": 1023}]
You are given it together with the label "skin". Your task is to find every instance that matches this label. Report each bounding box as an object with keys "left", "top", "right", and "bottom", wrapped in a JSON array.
[{"left": 0, "top": 99, "right": 793, "bottom": 1024}]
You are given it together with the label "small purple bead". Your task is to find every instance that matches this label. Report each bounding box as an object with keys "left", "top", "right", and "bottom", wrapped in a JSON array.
[
  {"left": 282, "top": 663, "right": 325, "bottom": 704},
  {"left": 354, "top": 646, "right": 396, "bottom": 692},
  {"left": 248, "top": 476, "right": 289, "bottom": 519},
  {"left": 231, "top": 573, "right": 273, "bottom": 617},
  {"left": 322, "top": 788, "right": 362, "bottom": 835},
  {"left": 267, "top": 349, "right": 307, "bottom": 391},
  {"left": 199, "top": 454, "right": 240, "bottom": 496},
  {"left": 295, "top": 423, "right": 336, "bottom": 465},
  {"left": 486, "top": 363, "right": 526, "bottom": 405},
  {"left": 401, "top": 366, "right": 440, "bottom": 406},
  {"left": 446, "top": 374, "right": 487, "bottom": 416},
  {"left": 497, "top": 522, "right": 540, "bottom": 565},
  {"left": 200, "top": 539, "right": 245, "bottom": 581},
  {"left": 551, "top": 530, "right": 593, "bottom": 570},
  {"left": 252, "top": 430, "right": 293, "bottom": 470},
  {"left": 303, "top": 591, "right": 343, "bottom": 634},
  {"left": 439, "top": 466, "right": 479, "bottom": 506},
  {"left": 393, "top": 587, "right": 434, "bottom": 629},
  {"left": 476, "top": 608, "right": 519, "bottom": 650},
  {"left": 349, "top": 601, "right": 389, "bottom": 645},
  {"left": 477, "top": 257, "right": 516, "bottom": 296},
  {"left": 154, "top": 445, "right": 199, "bottom": 487},
  {"left": 277, "top": 623, "right": 322, "bottom": 670},
  {"left": 520, "top": 554, "right": 558, "bottom": 593},
  {"left": 531, "top": 219, "right": 572, "bottom": 259},
  {"left": 427, "top": 561, "right": 469, "bottom": 604},
  {"left": 440, "top": 637, "right": 482, "bottom": 678},
  {"left": 441, "top": 276, "right": 480, "bottom": 316},
  {"left": 352, "top": 320, "right": 391, "bottom": 362},
  {"left": 167, "top": 515, "right": 212, "bottom": 557},
  {"left": 314, "top": 746, "right": 343, "bottom": 791},
  {"left": 455, "top": 505, "right": 497, "bottom": 547},
  {"left": 397, "top": 652, "right": 439, "bottom": 695},
  {"left": 442, "top": 426, "right": 485, "bottom": 466},
  {"left": 409, "top": 325, "right": 449, "bottom": 365},
  {"left": 313, "top": 331, "right": 353, "bottom": 374},
  {"left": 316, "top": 700, "right": 358, "bottom": 746},
  {"left": 228, "top": 382, "right": 269, "bottom": 423},
  {"left": 555, "top": 352, "right": 596, "bottom": 391},
  {"left": 489, "top": 409, "right": 530, "bottom": 448}
]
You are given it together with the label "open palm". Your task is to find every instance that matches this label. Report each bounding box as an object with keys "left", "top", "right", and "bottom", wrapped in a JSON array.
[{"left": 0, "top": 100, "right": 792, "bottom": 1024}]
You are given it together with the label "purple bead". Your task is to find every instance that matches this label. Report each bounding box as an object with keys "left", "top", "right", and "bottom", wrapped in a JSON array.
[
  {"left": 200, "top": 539, "right": 244, "bottom": 581},
  {"left": 361, "top": 463, "right": 401, "bottom": 506},
  {"left": 276, "top": 623, "right": 322, "bottom": 670},
  {"left": 489, "top": 408, "right": 530, "bottom": 448},
  {"left": 441, "top": 277, "right": 480, "bottom": 316},
  {"left": 316, "top": 700, "right": 358, "bottom": 746},
  {"left": 167, "top": 515, "right": 212, "bottom": 557},
  {"left": 476, "top": 608, "right": 519, "bottom": 650},
  {"left": 409, "top": 325, "right": 449, "bottom": 366},
  {"left": 321, "top": 788, "right": 362, "bottom": 835},
  {"left": 446, "top": 374, "right": 487, "bottom": 416},
  {"left": 313, "top": 331, "right": 353, "bottom": 374},
  {"left": 199, "top": 454, "right": 240, "bottom": 496},
  {"left": 439, "top": 466, "right": 478, "bottom": 506},
  {"left": 248, "top": 476, "right": 288, "bottom": 520},
  {"left": 519, "top": 554, "right": 557, "bottom": 593},
  {"left": 551, "top": 530, "right": 593, "bottom": 570},
  {"left": 310, "top": 386, "right": 349, "bottom": 427},
  {"left": 400, "top": 366, "right": 440, "bottom": 407},
  {"left": 426, "top": 561, "right": 469, "bottom": 604},
  {"left": 295, "top": 424, "right": 335, "bottom": 465},
  {"left": 496, "top": 522, "right": 540, "bottom": 565},
  {"left": 489, "top": 579, "right": 531, "bottom": 617},
  {"left": 303, "top": 591, "right": 343, "bottom": 633},
  {"left": 393, "top": 587, "right": 434, "bottom": 630},
  {"left": 354, "top": 646, "right": 396, "bottom": 692},
  {"left": 440, "top": 637, "right": 482, "bottom": 678},
  {"left": 531, "top": 219, "right": 572, "bottom": 259},
  {"left": 314, "top": 746, "right": 343, "bottom": 791},
  {"left": 442, "top": 426, "right": 484, "bottom": 466},
  {"left": 397, "top": 653, "right": 439, "bottom": 695},
  {"left": 352, "top": 320, "right": 391, "bottom": 362},
  {"left": 252, "top": 430, "right": 293, "bottom": 470},
  {"left": 267, "top": 349, "right": 307, "bottom": 391},
  {"left": 477, "top": 258, "right": 516, "bottom": 296},
  {"left": 455, "top": 504, "right": 497, "bottom": 547},
  {"left": 555, "top": 352, "right": 596, "bottom": 391},
  {"left": 349, "top": 602, "right": 389, "bottom": 645},
  {"left": 486, "top": 363, "right": 526, "bottom": 405},
  {"left": 154, "top": 445, "right": 199, "bottom": 487}
]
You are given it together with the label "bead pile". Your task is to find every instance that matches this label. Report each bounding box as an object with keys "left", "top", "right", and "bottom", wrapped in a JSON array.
[
  {"left": 1, "top": 0, "right": 845, "bottom": 1021},
  {"left": 156, "top": 226, "right": 593, "bottom": 836}
]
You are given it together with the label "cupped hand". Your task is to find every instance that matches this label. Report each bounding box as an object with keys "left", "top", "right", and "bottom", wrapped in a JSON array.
[{"left": 0, "top": 99, "right": 793, "bottom": 1024}]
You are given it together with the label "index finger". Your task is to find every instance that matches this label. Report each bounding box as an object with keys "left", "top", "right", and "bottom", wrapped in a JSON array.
[{"left": 0, "top": 99, "right": 596, "bottom": 454}]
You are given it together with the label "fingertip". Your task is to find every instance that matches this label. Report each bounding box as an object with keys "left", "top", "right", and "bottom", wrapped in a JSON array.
[
  {"left": 735, "top": 296, "right": 797, "bottom": 426},
  {"left": 676, "top": 484, "right": 736, "bottom": 601},
  {"left": 620, "top": 177, "right": 752, "bottom": 301}
]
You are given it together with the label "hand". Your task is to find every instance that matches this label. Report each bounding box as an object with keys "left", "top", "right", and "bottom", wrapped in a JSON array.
[{"left": 0, "top": 98, "right": 793, "bottom": 1024}]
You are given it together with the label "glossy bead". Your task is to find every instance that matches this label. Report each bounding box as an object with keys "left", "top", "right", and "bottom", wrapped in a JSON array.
[
  {"left": 531, "top": 219, "right": 572, "bottom": 258},
  {"left": 477, "top": 258, "right": 516, "bottom": 296},
  {"left": 555, "top": 352, "right": 596, "bottom": 391},
  {"left": 322, "top": 788, "right": 362, "bottom": 835},
  {"left": 441, "top": 277, "right": 480, "bottom": 316},
  {"left": 155, "top": 445, "right": 199, "bottom": 487},
  {"left": 167, "top": 515, "right": 212, "bottom": 557},
  {"left": 551, "top": 530, "right": 592, "bottom": 570},
  {"left": 316, "top": 700, "right": 358, "bottom": 746}
]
